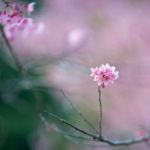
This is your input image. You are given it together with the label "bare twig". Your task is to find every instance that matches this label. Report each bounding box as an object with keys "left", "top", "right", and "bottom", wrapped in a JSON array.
[
  {"left": 100, "top": 135, "right": 150, "bottom": 146},
  {"left": 44, "top": 110, "right": 150, "bottom": 146},
  {"left": 40, "top": 113, "right": 92, "bottom": 141},
  {"left": 0, "top": 26, "right": 22, "bottom": 71},
  {"left": 60, "top": 89, "right": 98, "bottom": 134},
  {"left": 44, "top": 111, "right": 98, "bottom": 139}
]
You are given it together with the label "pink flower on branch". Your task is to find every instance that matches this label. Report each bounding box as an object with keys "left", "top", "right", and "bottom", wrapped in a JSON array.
[
  {"left": 90, "top": 64, "right": 119, "bottom": 88},
  {"left": 0, "top": 1, "right": 44, "bottom": 41}
]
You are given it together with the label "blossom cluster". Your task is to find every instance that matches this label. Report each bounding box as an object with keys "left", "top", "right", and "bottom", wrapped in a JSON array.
[
  {"left": 90, "top": 64, "right": 119, "bottom": 88},
  {"left": 0, "top": 1, "right": 44, "bottom": 40}
]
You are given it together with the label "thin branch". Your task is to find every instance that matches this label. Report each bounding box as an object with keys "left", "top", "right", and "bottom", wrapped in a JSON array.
[
  {"left": 40, "top": 113, "right": 92, "bottom": 141},
  {"left": 98, "top": 86, "right": 102, "bottom": 138},
  {"left": 0, "top": 26, "right": 22, "bottom": 71},
  {"left": 44, "top": 111, "right": 98, "bottom": 139},
  {"left": 40, "top": 114, "right": 108, "bottom": 148},
  {"left": 60, "top": 89, "right": 99, "bottom": 134},
  {"left": 44, "top": 110, "right": 150, "bottom": 146},
  {"left": 100, "top": 135, "right": 150, "bottom": 146}
]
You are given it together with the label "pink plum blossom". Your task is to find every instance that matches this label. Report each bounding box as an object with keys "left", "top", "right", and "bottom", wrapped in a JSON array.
[
  {"left": 0, "top": 1, "right": 44, "bottom": 41},
  {"left": 90, "top": 64, "right": 119, "bottom": 88}
]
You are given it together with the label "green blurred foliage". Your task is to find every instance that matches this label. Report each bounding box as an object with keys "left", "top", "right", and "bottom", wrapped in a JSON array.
[{"left": 0, "top": 45, "right": 73, "bottom": 150}]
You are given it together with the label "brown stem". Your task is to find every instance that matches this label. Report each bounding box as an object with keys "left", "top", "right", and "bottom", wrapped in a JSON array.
[{"left": 98, "top": 86, "right": 102, "bottom": 138}]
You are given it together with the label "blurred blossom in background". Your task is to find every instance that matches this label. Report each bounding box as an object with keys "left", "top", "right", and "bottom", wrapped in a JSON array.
[
  {"left": 1, "top": 0, "right": 150, "bottom": 150},
  {"left": 67, "top": 27, "right": 89, "bottom": 50}
]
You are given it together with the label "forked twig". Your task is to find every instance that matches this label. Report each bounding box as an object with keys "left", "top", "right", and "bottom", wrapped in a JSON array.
[
  {"left": 44, "top": 110, "right": 150, "bottom": 146},
  {"left": 60, "top": 89, "right": 99, "bottom": 134}
]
